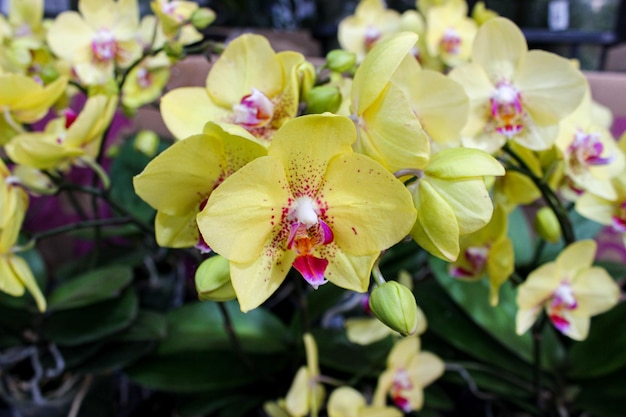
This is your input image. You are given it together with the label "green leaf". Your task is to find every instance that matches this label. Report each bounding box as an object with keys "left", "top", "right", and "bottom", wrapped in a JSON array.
[
  {"left": 430, "top": 257, "right": 566, "bottom": 370},
  {"left": 42, "top": 287, "right": 138, "bottom": 346},
  {"left": 157, "top": 301, "right": 288, "bottom": 355},
  {"left": 47, "top": 265, "right": 133, "bottom": 311},
  {"left": 567, "top": 302, "right": 626, "bottom": 379},
  {"left": 126, "top": 351, "right": 287, "bottom": 393},
  {"left": 572, "top": 366, "right": 626, "bottom": 417},
  {"left": 507, "top": 206, "right": 534, "bottom": 268},
  {"left": 74, "top": 341, "right": 157, "bottom": 374},
  {"left": 112, "top": 310, "right": 167, "bottom": 342},
  {"left": 413, "top": 277, "right": 533, "bottom": 380}
]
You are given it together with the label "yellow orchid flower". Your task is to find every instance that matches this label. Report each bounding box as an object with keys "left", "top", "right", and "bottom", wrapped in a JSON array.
[
  {"left": 328, "top": 386, "right": 402, "bottom": 417},
  {"left": 555, "top": 89, "right": 624, "bottom": 201},
  {"left": 46, "top": 0, "right": 142, "bottom": 85},
  {"left": 575, "top": 136, "right": 626, "bottom": 247},
  {"left": 408, "top": 147, "right": 505, "bottom": 261},
  {"left": 350, "top": 32, "right": 431, "bottom": 174},
  {"left": 6, "top": 94, "right": 118, "bottom": 171},
  {"left": 133, "top": 122, "right": 266, "bottom": 250},
  {"left": 150, "top": 0, "right": 212, "bottom": 42},
  {"left": 0, "top": 73, "right": 68, "bottom": 136},
  {"left": 373, "top": 335, "right": 445, "bottom": 412},
  {"left": 516, "top": 240, "right": 621, "bottom": 340},
  {"left": 337, "top": 0, "right": 402, "bottom": 63},
  {"left": 448, "top": 17, "right": 587, "bottom": 154},
  {"left": 0, "top": 0, "right": 46, "bottom": 73},
  {"left": 160, "top": 34, "right": 306, "bottom": 145},
  {"left": 264, "top": 333, "right": 325, "bottom": 417},
  {"left": 196, "top": 114, "right": 417, "bottom": 312},
  {"left": 0, "top": 160, "right": 45, "bottom": 312},
  {"left": 448, "top": 205, "right": 514, "bottom": 305},
  {"left": 425, "top": 0, "right": 477, "bottom": 68}
]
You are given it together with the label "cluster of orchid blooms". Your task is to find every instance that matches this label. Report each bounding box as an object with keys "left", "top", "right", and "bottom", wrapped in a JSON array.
[{"left": 1, "top": 0, "right": 625, "bottom": 414}]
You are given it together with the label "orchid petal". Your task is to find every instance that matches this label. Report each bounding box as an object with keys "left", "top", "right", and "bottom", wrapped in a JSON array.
[{"left": 572, "top": 266, "right": 620, "bottom": 316}]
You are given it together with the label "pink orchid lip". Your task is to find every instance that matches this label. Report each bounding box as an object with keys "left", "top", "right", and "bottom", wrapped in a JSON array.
[
  {"left": 91, "top": 29, "right": 118, "bottom": 63},
  {"left": 232, "top": 88, "right": 275, "bottom": 128},
  {"left": 293, "top": 255, "right": 328, "bottom": 289},
  {"left": 364, "top": 26, "right": 381, "bottom": 51},
  {"left": 391, "top": 369, "right": 414, "bottom": 412},
  {"left": 490, "top": 82, "right": 524, "bottom": 138},
  {"left": 569, "top": 130, "right": 613, "bottom": 167},
  {"left": 440, "top": 28, "right": 461, "bottom": 54}
]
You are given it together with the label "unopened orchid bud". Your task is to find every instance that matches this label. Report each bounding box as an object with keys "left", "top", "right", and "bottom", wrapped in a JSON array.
[
  {"left": 134, "top": 130, "right": 160, "bottom": 157},
  {"left": 369, "top": 281, "right": 419, "bottom": 336},
  {"left": 191, "top": 8, "right": 216, "bottom": 30},
  {"left": 535, "top": 207, "right": 561, "bottom": 243},
  {"left": 164, "top": 41, "right": 184, "bottom": 60},
  {"left": 12, "top": 165, "right": 57, "bottom": 195},
  {"left": 304, "top": 86, "right": 341, "bottom": 115},
  {"left": 297, "top": 60, "right": 316, "bottom": 97},
  {"left": 39, "top": 66, "right": 60, "bottom": 85},
  {"left": 325, "top": 49, "right": 356, "bottom": 73},
  {"left": 195, "top": 255, "right": 236, "bottom": 302}
]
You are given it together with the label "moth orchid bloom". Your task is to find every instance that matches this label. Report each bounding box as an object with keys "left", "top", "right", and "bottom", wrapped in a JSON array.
[
  {"left": 516, "top": 240, "right": 621, "bottom": 340},
  {"left": 6, "top": 94, "right": 117, "bottom": 172},
  {"left": 337, "top": 0, "right": 402, "bottom": 63},
  {"left": 0, "top": 73, "right": 68, "bottom": 143},
  {"left": 0, "top": 160, "right": 45, "bottom": 312},
  {"left": 197, "top": 114, "right": 417, "bottom": 312},
  {"left": 448, "top": 205, "right": 514, "bottom": 305},
  {"left": 0, "top": 0, "right": 46, "bottom": 73},
  {"left": 408, "top": 147, "right": 505, "bottom": 262},
  {"left": 556, "top": 90, "right": 624, "bottom": 201},
  {"left": 350, "top": 32, "right": 431, "bottom": 174},
  {"left": 576, "top": 136, "right": 626, "bottom": 247},
  {"left": 373, "top": 335, "right": 445, "bottom": 412},
  {"left": 151, "top": 0, "right": 212, "bottom": 41},
  {"left": 133, "top": 122, "right": 266, "bottom": 250},
  {"left": 448, "top": 17, "right": 586, "bottom": 154},
  {"left": 46, "top": 0, "right": 141, "bottom": 85},
  {"left": 161, "top": 34, "right": 306, "bottom": 145},
  {"left": 328, "top": 386, "right": 402, "bottom": 417},
  {"left": 425, "top": 0, "right": 477, "bottom": 68}
]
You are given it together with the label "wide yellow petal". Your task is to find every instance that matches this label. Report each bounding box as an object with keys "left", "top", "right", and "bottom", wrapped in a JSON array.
[
  {"left": 388, "top": 334, "right": 419, "bottom": 368},
  {"left": 575, "top": 193, "right": 613, "bottom": 226},
  {"left": 46, "top": 12, "right": 93, "bottom": 61},
  {"left": 572, "top": 266, "right": 620, "bottom": 316},
  {"left": 410, "top": 180, "right": 460, "bottom": 261},
  {"left": 516, "top": 262, "right": 560, "bottom": 309},
  {"left": 515, "top": 306, "right": 541, "bottom": 335},
  {"left": 160, "top": 87, "right": 227, "bottom": 140},
  {"left": 269, "top": 114, "right": 353, "bottom": 196},
  {"left": 328, "top": 386, "right": 364, "bottom": 417},
  {"left": 345, "top": 317, "right": 392, "bottom": 345},
  {"left": 154, "top": 211, "right": 199, "bottom": 248},
  {"left": 351, "top": 31, "right": 418, "bottom": 114},
  {"left": 321, "top": 153, "right": 416, "bottom": 255},
  {"left": 426, "top": 177, "right": 494, "bottom": 234},
  {"left": 206, "top": 34, "right": 282, "bottom": 108},
  {"left": 426, "top": 147, "right": 505, "bottom": 178},
  {"left": 410, "top": 351, "right": 445, "bottom": 387},
  {"left": 358, "top": 83, "right": 431, "bottom": 172},
  {"left": 402, "top": 69, "right": 469, "bottom": 144},
  {"left": 557, "top": 240, "right": 596, "bottom": 277},
  {"left": 6, "top": 75, "right": 68, "bottom": 123},
  {"left": 274, "top": 51, "right": 305, "bottom": 128},
  {"left": 321, "top": 247, "right": 377, "bottom": 293},
  {"left": 516, "top": 50, "right": 586, "bottom": 126},
  {"left": 197, "top": 156, "right": 290, "bottom": 263},
  {"left": 229, "top": 245, "right": 296, "bottom": 312},
  {"left": 65, "top": 94, "right": 118, "bottom": 150},
  {"left": 133, "top": 134, "right": 224, "bottom": 215},
  {"left": 560, "top": 313, "right": 590, "bottom": 341},
  {"left": 471, "top": 17, "right": 526, "bottom": 82}
]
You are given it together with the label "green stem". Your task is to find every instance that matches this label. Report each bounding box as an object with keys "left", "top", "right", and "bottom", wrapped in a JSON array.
[
  {"left": 532, "top": 312, "right": 548, "bottom": 416},
  {"left": 217, "top": 302, "right": 256, "bottom": 372},
  {"left": 371, "top": 252, "right": 387, "bottom": 287},
  {"left": 502, "top": 144, "right": 575, "bottom": 246}
]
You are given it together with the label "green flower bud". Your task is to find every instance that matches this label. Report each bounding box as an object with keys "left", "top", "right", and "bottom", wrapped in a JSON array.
[
  {"left": 134, "top": 130, "right": 160, "bottom": 158},
  {"left": 325, "top": 49, "right": 356, "bottom": 73},
  {"left": 39, "top": 66, "right": 60, "bottom": 85},
  {"left": 369, "top": 281, "right": 419, "bottom": 336},
  {"left": 191, "top": 8, "right": 216, "bottom": 30},
  {"left": 304, "top": 86, "right": 341, "bottom": 115},
  {"left": 195, "top": 255, "right": 236, "bottom": 302},
  {"left": 164, "top": 41, "right": 184, "bottom": 60},
  {"left": 535, "top": 207, "right": 561, "bottom": 243}
]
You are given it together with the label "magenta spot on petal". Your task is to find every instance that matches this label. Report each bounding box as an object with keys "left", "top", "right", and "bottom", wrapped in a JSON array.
[{"left": 549, "top": 314, "right": 570, "bottom": 333}]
